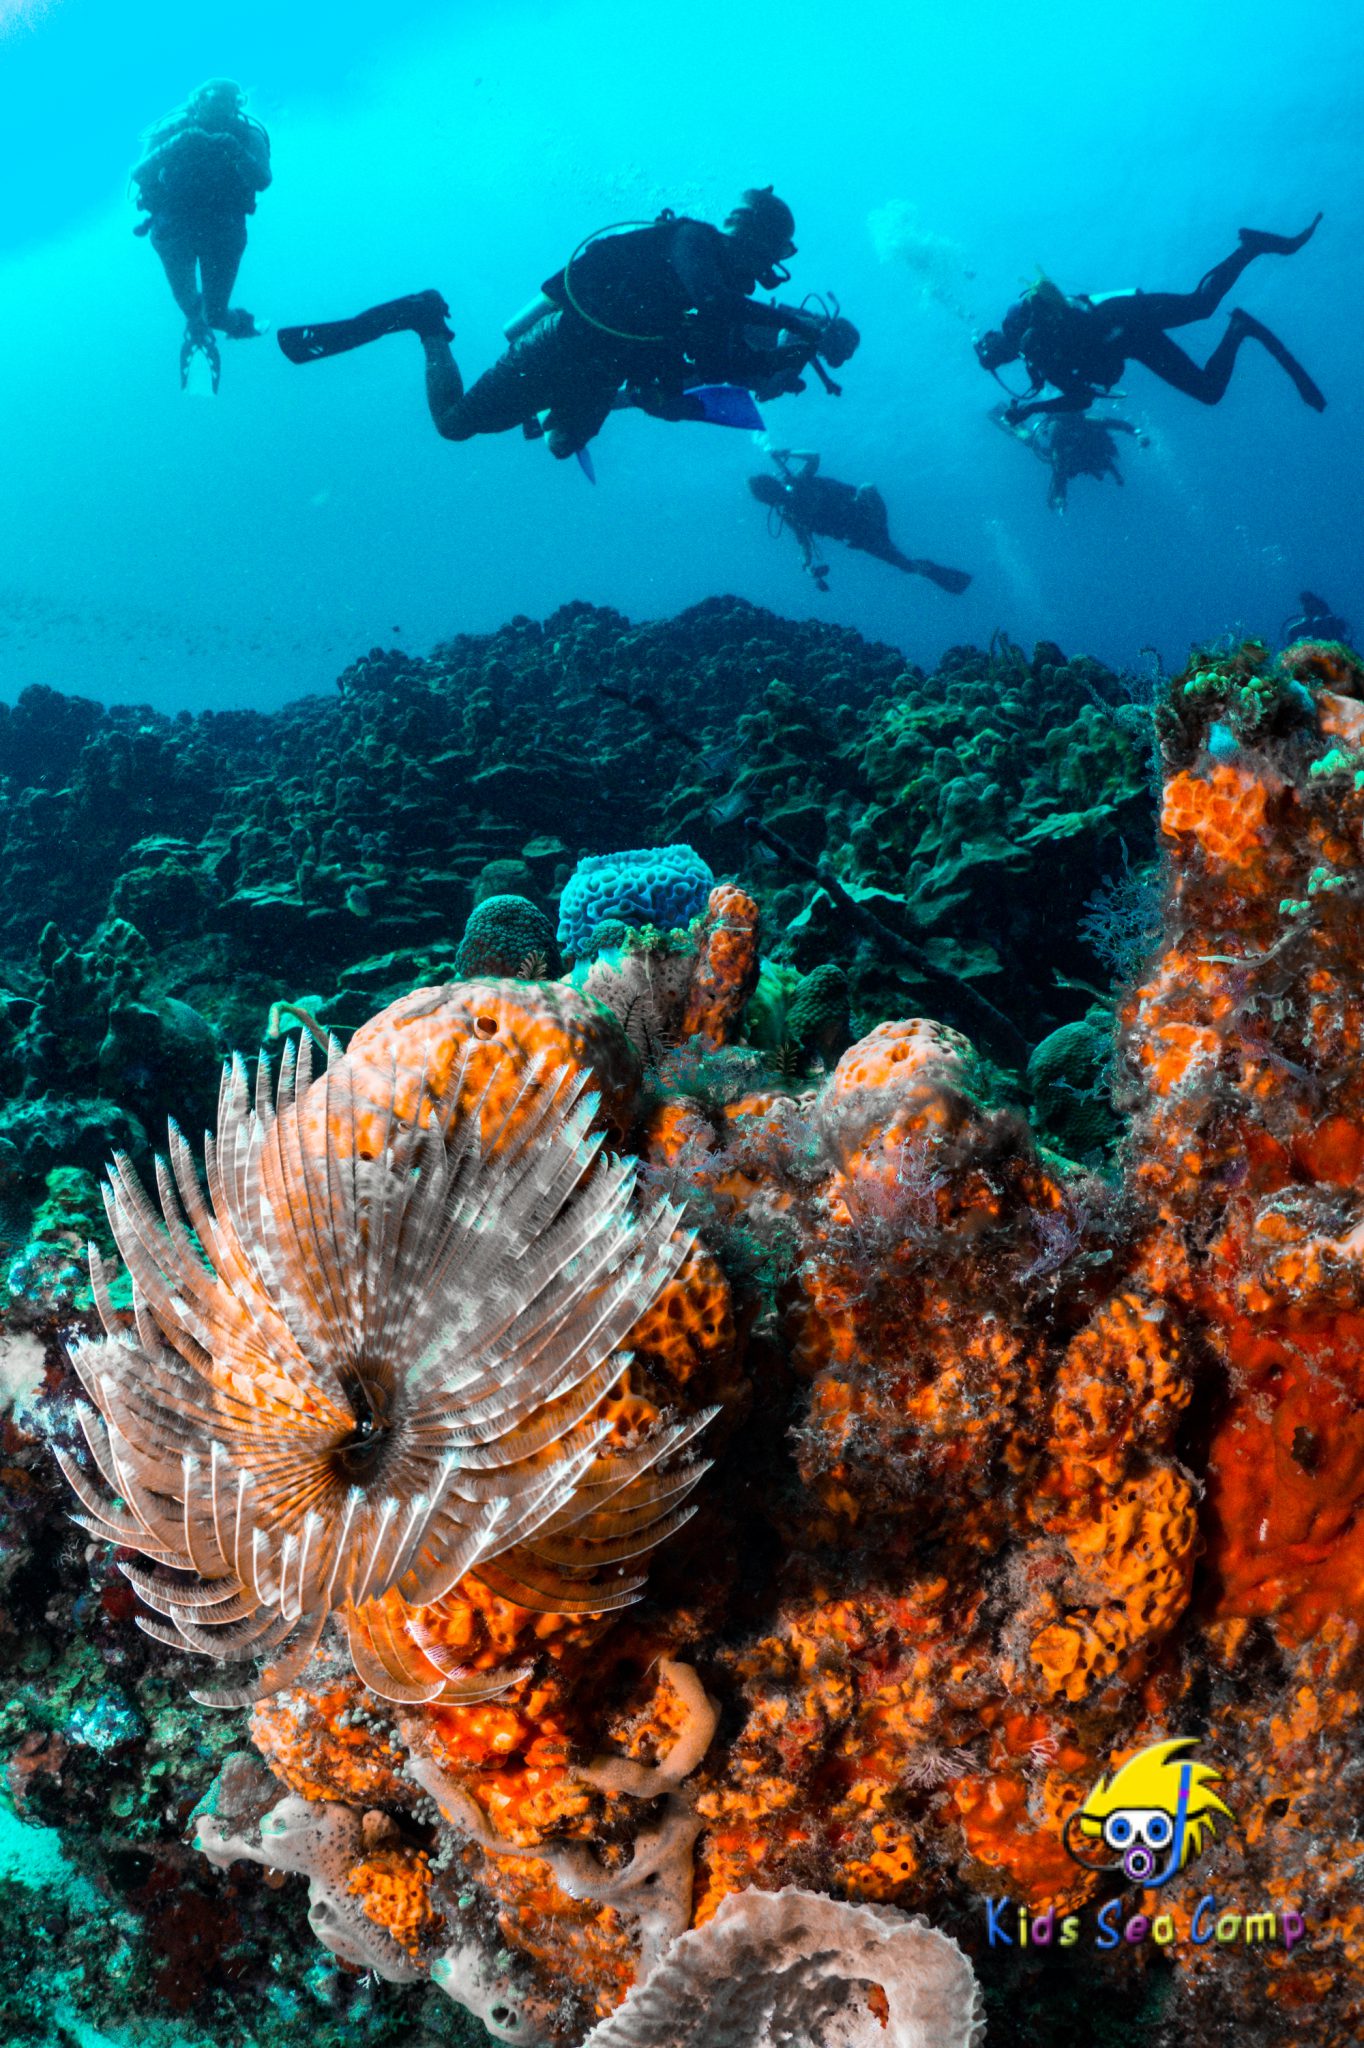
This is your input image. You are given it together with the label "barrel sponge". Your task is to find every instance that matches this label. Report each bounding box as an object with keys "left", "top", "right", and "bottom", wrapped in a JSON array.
[
  {"left": 558, "top": 846, "right": 714, "bottom": 959},
  {"left": 580, "top": 1886, "right": 983, "bottom": 2048},
  {"left": 454, "top": 894, "right": 561, "bottom": 979}
]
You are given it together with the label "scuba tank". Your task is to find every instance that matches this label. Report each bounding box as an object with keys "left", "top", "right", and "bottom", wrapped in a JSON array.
[
  {"left": 503, "top": 292, "right": 556, "bottom": 342},
  {"left": 502, "top": 217, "right": 675, "bottom": 345}
]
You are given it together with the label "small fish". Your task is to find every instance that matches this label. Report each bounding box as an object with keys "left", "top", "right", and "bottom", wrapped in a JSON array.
[
  {"left": 707, "top": 790, "right": 748, "bottom": 827},
  {"left": 699, "top": 744, "right": 738, "bottom": 782}
]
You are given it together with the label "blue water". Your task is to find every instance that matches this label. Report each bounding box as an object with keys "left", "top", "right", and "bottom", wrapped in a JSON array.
[{"left": 0, "top": 0, "right": 1358, "bottom": 712}]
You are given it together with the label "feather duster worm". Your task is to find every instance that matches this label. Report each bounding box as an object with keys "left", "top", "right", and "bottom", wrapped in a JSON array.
[{"left": 55, "top": 1037, "right": 713, "bottom": 1706}]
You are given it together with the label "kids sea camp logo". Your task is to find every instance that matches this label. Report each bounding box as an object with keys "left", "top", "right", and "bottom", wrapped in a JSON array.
[
  {"left": 1062, "top": 1736, "right": 1231, "bottom": 1887},
  {"left": 983, "top": 1737, "right": 1309, "bottom": 1956}
]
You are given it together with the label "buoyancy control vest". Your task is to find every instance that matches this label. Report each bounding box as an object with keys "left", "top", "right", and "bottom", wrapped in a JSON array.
[{"left": 542, "top": 215, "right": 733, "bottom": 346}]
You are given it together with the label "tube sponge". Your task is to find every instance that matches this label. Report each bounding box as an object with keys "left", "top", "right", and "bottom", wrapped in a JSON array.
[
  {"left": 557, "top": 846, "right": 714, "bottom": 959},
  {"left": 580, "top": 1886, "right": 983, "bottom": 2048}
]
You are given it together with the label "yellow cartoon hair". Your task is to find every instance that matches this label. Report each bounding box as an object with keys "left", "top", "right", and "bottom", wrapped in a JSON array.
[{"left": 1075, "top": 1738, "right": 1233, "bottom": 1867}]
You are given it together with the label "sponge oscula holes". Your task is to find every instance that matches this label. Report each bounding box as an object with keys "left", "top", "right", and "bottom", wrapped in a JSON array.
[{"left": 473, "top": 1015, "right": 499, "bottom": 1040}]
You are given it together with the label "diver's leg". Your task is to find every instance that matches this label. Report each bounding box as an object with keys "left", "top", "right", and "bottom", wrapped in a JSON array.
[
  {"left": 1133, "top": 214, "right": 1322, "bottom": 331},
  {"left": 429, "top": 317, "right": 570, "bottom": 444},
  {"left": 850, "top": 526, "right": 972, "bottom": 590},
  {"left": 148, "top": 222, "right": 204, "bottom": 324},
  {"left": 1128, "top": 315, "right": 1325, "bottom": 409},
  {"left": 199, "top": 216, "right": 249, "bottom": 329},
  {"left": 421, "top": 332, "right": 469, "bottom": 436},
  {"left": 851, "top": 533, "right": 918, "bottom": 572},
  {"left": 906, "top": 558, "right": 974, "bottom": 593},
  {"left": 542, "top": 379, "right": 617, "bottom": 459},
  {"left": 847, "top": 487, "right": 906, "bottom": 565}
]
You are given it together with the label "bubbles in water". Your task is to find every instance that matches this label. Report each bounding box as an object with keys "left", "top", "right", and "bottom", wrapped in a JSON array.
[{"left": 867, "top": 199, "right": 975, "bottom": 320}]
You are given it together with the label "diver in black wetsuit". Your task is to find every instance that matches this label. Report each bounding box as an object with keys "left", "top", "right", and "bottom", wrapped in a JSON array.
[
  {"left": 1281, "top": 590, "right": 1354, "bottom": 645},
  {"left": 278, "top": 189, "right": 849, "bottom": 459},
  {"left": 974, "top": 218, "right": 1325, "bottom": 422},
  {"left": 991, "top": 403, "right": 1148, "bottom": 511},
  {"left": 749, "top": 450, "right": 972, "bottom": 595},
  {"left": 132, "top": 79, "right": 272, "bottom": 389}
]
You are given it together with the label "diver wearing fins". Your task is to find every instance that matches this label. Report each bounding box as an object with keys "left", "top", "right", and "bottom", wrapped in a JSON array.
[
  {"left": 276, "top": 189, "right": 854, "bottom": 460},
  {"left": 749, "top": 448, "right": 972, "bottom": 596},
  {"left": 132, "top": 79, "right": 272, "bottom": 392},
  {"left": 974, "top": 217, "right": 1325, "bottom": 422},
  {"left": 990, "top": 402, "right": 1148, "bottom": 512}
]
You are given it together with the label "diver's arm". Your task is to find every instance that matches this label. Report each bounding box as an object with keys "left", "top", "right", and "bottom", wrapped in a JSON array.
[
  {"left": 1007, "top": 387, "right": 1094, "bottom": 422},
  {"left": 791, "top": 521, "right": 822, "bottom": 577},
  {"left": 234, "top": 122, "right": 273, "bottom": 191},
  {"left": 793, "top": 452, "right": 820, "bottom": 476}
]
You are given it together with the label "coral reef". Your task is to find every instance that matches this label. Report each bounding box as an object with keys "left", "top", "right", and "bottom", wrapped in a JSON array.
[
  {"left": 557, "top": 847, "right": 716, "bottom": 963},
  {"left": 0, "top": 600, "right": 1152, "bottom": 1281},
  {"left": 583, "top": 1886, "right": 983, "bottom": 2047},
  {"left": 16, "top": 618, "right": 1364, "bottom": 2048}
]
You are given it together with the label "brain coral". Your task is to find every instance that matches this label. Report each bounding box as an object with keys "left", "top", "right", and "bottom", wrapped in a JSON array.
[{"left": 557, "top": 846, "right": 714, "bottom": 960}]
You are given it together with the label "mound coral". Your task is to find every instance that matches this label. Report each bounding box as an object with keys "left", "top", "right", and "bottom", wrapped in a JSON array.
[{"left": 455, "top": 894, "right": 562, "bottom": 980}]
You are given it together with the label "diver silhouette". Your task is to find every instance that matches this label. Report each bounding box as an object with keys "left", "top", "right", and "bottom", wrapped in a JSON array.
[
  {"left": 275, "top": 190, "right": 855, "bottom": 461},
  {"left": 1281, "top": 589, "right": 1353, "bottom": 645},
  {"left": 975, "top": 217, "right": 1325, "bottom": 422},
  {"left": 132, "top": 79, "right": 272, "bottom": 391},
  {"left": 749, "top": 450, "right": 971, "bottom": 595},
  {"left": 991, "top": 403, "right": 1148, "bottom": 511}
]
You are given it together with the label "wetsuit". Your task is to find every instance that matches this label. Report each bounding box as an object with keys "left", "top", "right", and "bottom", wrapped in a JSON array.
[
  {"left": 441, "top": 216, "right": 794, "bottom": 457},
  {"left": 1039, "top": 414, "right": 1142, "bottom": 509},
  {"left": 756, "top": 455, "right": 971, "bottom": 594},
  {"left": 988, "top": 220, "right": 1325, "bottom": 421},
  {"left": 133, "top": 115, "right": 271, "bottom": 333}
]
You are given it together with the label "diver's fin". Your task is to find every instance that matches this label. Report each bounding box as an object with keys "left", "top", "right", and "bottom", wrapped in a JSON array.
[
  {"left": 1237, "top": 213, "right": 1322, "bottom": 258},
  {"left": 277, "top": 291, "right": 452, "bottom": 364},
  {"left": 576, "top": 446, "right": 597, "bottom": 483},
  {"left": 1234, "top": 309, "right": 1327, "bottom": 411},
  {"left": 180, "top": 326, "right": 221, "bottom": 396},
  {"left": 682, "top": 383, "right": 765, "bottom": 430},
  {"left": 912, "top": 561, "right": 972, "bottom": 594}
]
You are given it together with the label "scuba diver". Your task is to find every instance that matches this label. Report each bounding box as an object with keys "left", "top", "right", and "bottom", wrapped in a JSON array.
[
  {"left": 749, "top": 449, "right": 972, "bottom": 595},
  {"left": 991, "top": 402, "right": 1148, "bottom": 512},
  {"left": 974, "top": 217, "right": 1325, "bottom": 423},
  {"left": 1281, "top": 590, "right": 1353, "bottom": 645},
  {"left": 277, "top": 189, "right": 855, "bottom": 460},
  {"left": 132, "top": 79, "right": 272, "bottom": 391}
]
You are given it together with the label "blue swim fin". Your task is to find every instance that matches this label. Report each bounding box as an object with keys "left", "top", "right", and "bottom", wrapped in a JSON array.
[
  {"left": 576, "top": 445, "right": 597, "bottom": 483},
  {"left": 683, "top": 383, "right": 764, "bottom": 429}
]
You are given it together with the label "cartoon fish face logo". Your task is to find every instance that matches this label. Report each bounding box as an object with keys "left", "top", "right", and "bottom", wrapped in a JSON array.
[{"left": 1063, "top": 1738, "right": 1233, "bottom": 1887}]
